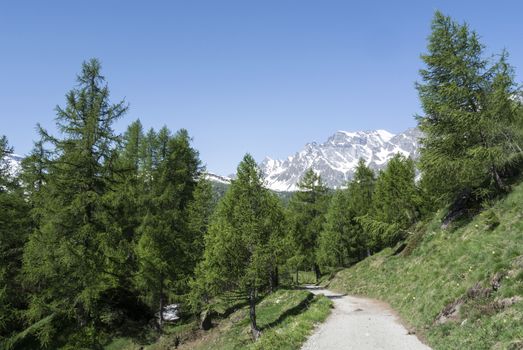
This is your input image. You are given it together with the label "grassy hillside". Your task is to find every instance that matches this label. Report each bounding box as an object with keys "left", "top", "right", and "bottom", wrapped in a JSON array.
[
  {"left": 105, "top": 289, "right": 332, "bottom": 350},
  {"left": 328, "top": 182, "right": 523, "bottom": 349}
]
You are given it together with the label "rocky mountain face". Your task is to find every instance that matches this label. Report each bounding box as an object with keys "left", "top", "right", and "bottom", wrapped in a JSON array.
[
  {"left": 3, "top": 128, "right": 422, "bottom": 193},
  {"left": 259, "top": 128, "right": 422, "bottom": 191}
]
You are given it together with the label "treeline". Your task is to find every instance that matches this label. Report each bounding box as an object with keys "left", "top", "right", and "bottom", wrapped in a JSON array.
[{"left": 1, "top": 11, "right": 522, "bottom": 349}]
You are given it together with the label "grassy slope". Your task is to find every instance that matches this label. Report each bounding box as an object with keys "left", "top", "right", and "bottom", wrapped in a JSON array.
[
  {"left": 189, "top": 289, "right": 332, "bottom": 350},
  {"left": 105, "top": 289, "right": 332, "bottom": 350},
  {"left": 328, "top": 183, "right": 523, "bottom": 349}
]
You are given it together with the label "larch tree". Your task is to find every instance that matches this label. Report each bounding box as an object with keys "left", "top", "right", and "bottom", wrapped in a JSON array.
[
  {"left": 316, "top": 189, "right": 351, "bottom": 268},
  {"left": 288, "top": 169, "right": 329, "bottom": 282},
  {"left": 135, "top": 128, "right": 201, "bottom": 330},
  {"left": 186, "top": 177, "right": 216, "bottom": 271},
  {"left": 416, "top": 11, "right": 522, "bottom": 204},
  {"left": 317, "top": 160, "right": 376, "bottom": 268},
  {"left": 369, "top": 154, "right": 419, "bottom": 249},
  {"left": 0, "top": 136, "right": 32, "bottom": 344},
  {"left": 195, "top": 154, "right": 285, "bottom": 340},
  {"left": 346, "top": 159, "right": 376, "bottom": 257},
  {"left": 22, "top": 59, "right": 129, "bottom": 348}
]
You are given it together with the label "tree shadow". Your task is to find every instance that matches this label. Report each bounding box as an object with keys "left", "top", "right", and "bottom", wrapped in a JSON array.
[
  {"left": 324, "top": 293, "right": 346, "bottom": 300},
  {"left": 259, "top": 292, "right": 314, "bottom": 331}
]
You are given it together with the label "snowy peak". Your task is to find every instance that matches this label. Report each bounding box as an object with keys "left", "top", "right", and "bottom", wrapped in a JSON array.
[
  {"left": 259, "top": 128, "right": 422, "bottom": 192},
  {"left": 3, "top": 154, "right": 23, "bottom": 178},
  {"left": 204, "top": 172, "right": 232, "bottom": 185},
  {"left": 332, "top": 129, "right": 394, "bottom": 144}
]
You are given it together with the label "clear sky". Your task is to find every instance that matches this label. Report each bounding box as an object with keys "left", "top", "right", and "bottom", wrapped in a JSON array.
[{"left": 1, "top": 1, "right": 522, "bottom": 175}]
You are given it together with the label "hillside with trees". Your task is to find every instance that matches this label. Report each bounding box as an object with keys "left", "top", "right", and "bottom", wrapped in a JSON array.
[{"left": 0, "top": 11, "right": 522, "bottom": 350}]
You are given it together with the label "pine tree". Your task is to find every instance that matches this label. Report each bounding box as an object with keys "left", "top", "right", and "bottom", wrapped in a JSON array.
[
  {"left": 103, "top": 120, "right": 146, "bottom": 292},
  {"left": 22, "top": 59, "right": 128, "bottom": 348},
  {"left": 116, "top": 119, "right": 146, "bottom": 235},
  {"left": 316, "top": 189, "right": 350, "bottom": 267},
  {"left": 195, "top": 154, "right": 285, "bottom": 340},
  {"left": 288, "top": 169, "right": 329, "bottom": 282},
  {"left": 135, "top": 128, "right": 201, "bottom": 330},
  {"left": 19, "top": 140, "right": 50, "bottom": 214},
  {"left": 0, "top": 136, "right": 13, "bottom": 185},
  {"left": 348, "top": 160, "right": 375, "bottom": 218},
  {"left": 317, "top": 160, "right": 376, "bottom": 268},
  {"left": 186, "top": 177, "right": 215, "bottom": 270},
  {"left": 346, "top": 159, "right": 376, "bottom": 256},
  {"left": 361, "top": 154, "right": 418, "bottom": 250},
  {"left": 416, "top": 12, "right": 522, "bottom": 203},
  {"left": 0, "top": 136, "right": 32, "bottom": 343}
]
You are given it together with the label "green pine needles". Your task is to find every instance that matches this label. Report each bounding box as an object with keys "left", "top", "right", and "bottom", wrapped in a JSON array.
[
  {"left": 416, "top": 11, "right": 523, "bottom": 204},
  {"left": 1, "top": 10, "right": 523, "bottom": 350},
  {"left": 194, "top": 154, "right": 286, "bottom": 340}
]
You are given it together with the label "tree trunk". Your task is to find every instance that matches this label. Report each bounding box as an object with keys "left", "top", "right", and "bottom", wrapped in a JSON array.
[
  {"left": 249, "top": 288, "right": 261, "bottom": 340},
  {"left": 313, "top": 263, "right": 321, "bottom": 283},
  {"left": 269, "top": 266, "right": 279, "bottom": 292},
  {"left": 492, "top": 166, "right": 504, "bottom": 190},
  {"left": 159, "top": 276, "right": 164, "bottom": 331}
]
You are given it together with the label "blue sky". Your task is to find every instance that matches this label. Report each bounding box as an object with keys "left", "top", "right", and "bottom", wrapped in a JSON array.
[{"left": 1, "top": 1, "right": 522, "bottom": 175}]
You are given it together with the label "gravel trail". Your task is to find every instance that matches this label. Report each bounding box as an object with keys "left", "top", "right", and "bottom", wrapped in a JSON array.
[{"left": 301, "top": 286, "right": 431, "bottom": 350}]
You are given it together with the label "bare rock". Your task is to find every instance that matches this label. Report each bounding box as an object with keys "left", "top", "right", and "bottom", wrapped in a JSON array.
[
  {"left": 435, "top": 297, "right": 464, "bottom": 324},
  {"left": 490, "top": 273, "right": 504, "bottom": 291},
  {"left": 466, "top": 282, "right": 492, "bottom": 299},
  {"left": 495, "top": 296, "right": 523, "bottom": 309}
]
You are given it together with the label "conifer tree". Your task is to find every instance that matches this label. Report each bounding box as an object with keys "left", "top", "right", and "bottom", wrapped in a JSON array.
[
  {"left": 104, "top": 120, "right": 146, "bottom": 287},
  {"left": 19, "top": 140, "right": 50, "bottom": 214},
  {"left": 316, "top": 189, "right": 350, "bottom": 267},
  {"left": 0, "top": 136, "right": 13, "bottom": 185},
  {"left": 195, "top": 154, "right": 285, "bottom": 340},
  {"left": 361, "top": 154, "right": 418, "bottom": 250},
  {"left": 118, "top": 120, "right": 145, "bottom": 213},
  {"left": 186, "top": 177, "right": 215, "bottom": 270},
  {"left": 22, "top": 59, "right": 128, "bottom": 348},
  {"left": 135, "top": 128, "right": 201, "bottom": 329},
  {"left": 346, "top": 160, "right": 376, "bottom": 256},
  {"left": 0, "top": 137, "right": 31, "bottom": 343},
  {"left": 416, "top": 12, "right": 522, "bottom": 203},
  {"left": 288, "top": 169, "right": 329, "bottom": 281},
  {"left": 317, "top": 160, "right": 375, "bottom": 268}
]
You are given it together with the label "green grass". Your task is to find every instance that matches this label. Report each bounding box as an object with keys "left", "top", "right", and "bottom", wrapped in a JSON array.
[
  {"left": 328, "top": 182, "right": 523, "bottom": 350},
  {"left": 104, "top": 338, "right": 140, "bottom": 350},
  {"left": 193, "top": 289, "right": 332, "bottom": 350},
  {"left": 105, "top": 289, "right": 332, "bottom": 350},
  {"left": 104, "top": 321, "right": 200, "bottom": 350}
]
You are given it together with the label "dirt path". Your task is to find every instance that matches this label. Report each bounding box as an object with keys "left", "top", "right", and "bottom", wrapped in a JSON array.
[{"left": 301, "top": 286, "right": 431, "bottom": 350}]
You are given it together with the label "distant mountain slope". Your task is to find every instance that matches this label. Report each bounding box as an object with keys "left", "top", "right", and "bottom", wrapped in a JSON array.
[
  {"left": 259, "top": 128, "right": 422, "bottom": 191},
  {"left": 204, "top": 172, "right": 232, "bottom": 185},
  {"left": 4, "top": 127, "right": 423, "bottom": 193}
]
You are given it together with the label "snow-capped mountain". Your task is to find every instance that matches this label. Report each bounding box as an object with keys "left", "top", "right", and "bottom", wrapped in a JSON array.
[
  {"left": 1, "top": 155, "right": 234, "bottom": 191},
  {"left": 2, "top": 128, "right": 422, "bottom": 193},
  {"left": 204, "top": 172, "right": 232, "bottom": 185},
  {"left": 259, "top": 128, "right": 422, "bottom": 191},
  {"left": 3, "top": 154, "right": 23, "bottom": 178}
]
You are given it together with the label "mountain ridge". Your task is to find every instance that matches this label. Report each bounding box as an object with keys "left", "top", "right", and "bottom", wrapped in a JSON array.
[
  {"left": 3, "top": 128, "right": 422, "bottom": 192},
  {"left": 259, "top": 127, "right": 422, "bottom": 191}
]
